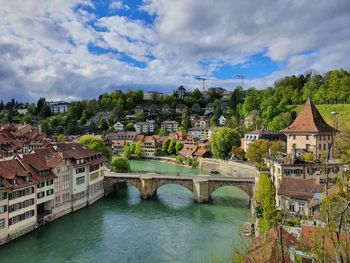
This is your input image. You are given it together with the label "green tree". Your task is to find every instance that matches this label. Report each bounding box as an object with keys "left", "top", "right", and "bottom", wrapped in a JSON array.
[
  {"left": 162, "top": 139, "right": 170, "bottom": 155},
  {"left": 210, "top": 127, "right": 241, "bottom": 159},
  {"left": 175, "top": 141, "right": 184, "bottom": 155},
  {"left": 99, "top": 118, "right": 109, "bottom": 131},
  {"left": 125, "top": 122, "right": 135, "bottom": 131},
  {"left": 167, "top": 139, "right": 176, "bottom": 155},
  {"left": 181, "top": 107, "right": 190, "bottom": 131},
  {"left": 176, "top": 155, "right": 183, "bottom": 164},
  {"left": 79, "top": 135, "right": 112, "bottom": 160},
  {"left": 111, "top": 156, "right": 130, "bottom": 173},
  {"left": 123, "top": 143, "right": 131, "bottom": 159},
  {"left": 134, "top": 141, "right": 144, "bottom": 159}
]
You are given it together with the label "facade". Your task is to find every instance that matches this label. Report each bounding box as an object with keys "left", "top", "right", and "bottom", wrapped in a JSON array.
[
  {"left": 162, "top": 104, "right": 172, "bottom": 113},
  {"left": 191, "top": 116, "right": 209, "bottom": 128},
  {"left": 142, "top": 136, "right": 159, "bottom": 157},
  {"left": 218, "top": 115, "right": 226, "bottom": 126},
  {"left": 242, "top": 129, "right": 286, "bottom": 152},
  {"left": 161, "top": 120, "right": 178, "bottom": 133},
  {"left": 113, "top": 122, "right": 124, "bottom": 131},
  {"left": 188, "top": 127, "right": 213, "bottom": 140},
  {"left": 191, "top": 103, "right": 201, "bottom": 113},
  {"left": 0, "top": 159, "right": 37, "bottom": 244},
  {"left": 112, "top": 140, "right": 125, "bottom": 155},
  {"left": 105, "top": 132, "right": 136, "bottom": 143},
  {"left": 283, "top": 98, "right": 335, "bottom": 160},
  {"left": 134, "top": 122, "right": 156, "bottom": 134},
  {"left": 175, "top": 104, "right": 186, "bottom": 114},
  {"left": 47, "top": 101, "right": 70, "bottom": 114},
  {"left": 135, "top": 105, "right": 144, "bottom": 113},
  {"left": 144, "top": 91, "right": 164, "bottom": 101}
]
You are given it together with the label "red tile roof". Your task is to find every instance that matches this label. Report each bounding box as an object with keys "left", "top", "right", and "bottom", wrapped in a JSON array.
[
  {"left": 180, "top": 144, "right": 198, "bottom": 156},
  {"left": 278, "top": 178, "right": 324, "bottom": 200},
  {"left": 283, "top": 98, "right": 334, "bottom": 133},
  {"left": 194, "top": 148, "right": 208, "bottom": 157}
]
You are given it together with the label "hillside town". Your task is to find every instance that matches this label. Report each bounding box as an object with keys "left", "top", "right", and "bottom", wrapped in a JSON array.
[{"left": 0, "top": 82, "right": 349, "bottom": 262}]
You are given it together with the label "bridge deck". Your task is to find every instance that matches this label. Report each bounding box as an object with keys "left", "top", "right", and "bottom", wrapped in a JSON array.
[{"left": 105, "top": 171, "right": 255, "bottom": 183}]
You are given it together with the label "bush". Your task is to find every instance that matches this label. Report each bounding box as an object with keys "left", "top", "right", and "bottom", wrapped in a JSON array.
[
  {"left": 176, "top": 155, "right": 183, "bottom": 164},
  {"left": 111, "top": 157, "right": 130, "bottom": 173}
]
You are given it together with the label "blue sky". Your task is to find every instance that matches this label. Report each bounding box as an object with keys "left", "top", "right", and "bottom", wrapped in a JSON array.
[{"left": 0, "top": 0, "right": 349, "bottom": 101}]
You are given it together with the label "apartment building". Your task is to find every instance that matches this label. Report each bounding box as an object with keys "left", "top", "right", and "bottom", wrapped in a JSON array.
[
  {"left": 56, "top": 143, "right": 107, "bottom": 211},
  {"left": 161, "top": 120, "right": 178, "bottom": 133},
  {"left": 188, "top": 127, "right": 213, "bottom": 140},
  {"left": 0, "top": 159, "right": 37, "bottom": 244},
  {"left": 134, "top": 122, "right": 156, "bottom": 134}
]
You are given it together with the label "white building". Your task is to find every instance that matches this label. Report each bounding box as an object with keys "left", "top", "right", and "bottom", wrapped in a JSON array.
[
  {"left": 161, "top": 120, "right": 178, "bottom": 133},
  {"left": 113, "top": 122, "right": 124, "bottom": 131},
  {"left": 188, "top": 127, "right": 213, "bottom": 140},
  {"left": 218, "top": 115, "right": 227, "bottom": 126},
  {"left": 47, "top": 101, "right": 70, "bottom": 114},
  {"left": 134, "top": 122, "right": 156, "bottom": 134}
]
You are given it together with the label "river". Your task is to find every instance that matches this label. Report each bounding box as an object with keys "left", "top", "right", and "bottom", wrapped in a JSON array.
[{"left": 0, "top": 160, "right": 251, "bottom": 263}]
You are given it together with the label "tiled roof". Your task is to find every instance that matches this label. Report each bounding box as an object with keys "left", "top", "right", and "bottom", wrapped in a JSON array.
[
  {"left": 278, "top": 177, "right": 325, "bottom": 200},
  {"left": 247, "top": 227, "right": 300, "bottom": 263},
  {"left": 283, "top": 98, "right": 334, "bottom": 133},
  {"left": 180, "top": 144, "right": 198, "bottom": 156},
  {"left": 0, "top": 159, "right": 29, "bottom": 179},
  {"left": 248, "top": 129, "right": 276, "bottom": 135},
  {"left": 194, "top": 148, "right": 207, "bottom": 157}
]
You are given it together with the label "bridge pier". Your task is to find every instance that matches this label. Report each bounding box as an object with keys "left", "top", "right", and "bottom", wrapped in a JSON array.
[
  {"left": 193, "top": 179, "right": 209, "bottom": 203},
  {"left": 140, "top": 176, "right": 157, "bottom": 199}
]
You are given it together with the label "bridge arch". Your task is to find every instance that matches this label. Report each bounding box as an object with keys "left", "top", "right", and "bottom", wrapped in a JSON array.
[
  {"left": 111, "top": 179, "right": 142, "bottom": 194},
  {"left": 208, "top": 182, "right": 253, "bottom": 199},
  {"left": 154, "top": 180, "right": 193, "bottom": 193}
]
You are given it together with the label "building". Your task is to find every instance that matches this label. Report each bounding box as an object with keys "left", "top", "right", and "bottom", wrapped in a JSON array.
[
  {"left": 191, "top": 115, "right": 209, "bottom": 128},
  {"left": 180, "top": 144, "right": 198, "bottom": 157},
  {"left": 105, "top": 132, "right": 136, "bottom": 143},
  {"left": 142, "top": 136, "right": 159, "bottom": 157},
  {"left": 218, "top": 115, "right": 226, "bottom": 126},
  {"left": 113, "top": 122, "right": 124, "bottom": 131},
  {"left": 188, "top": 127, "right": 213, "bottom": 140},
  {"left": 134, "top": 122, "right": 156, "bottom": 134},
  {"left": 112, "top": 140, "right": 125, "bottom": 155},
  {"left": 175, "top": 104, "right": 187, "bottom": 114},
  {"left": 135, "top": 105, "right": 144, "bottom": 114},
  {"left": 162, "top": 104, "right": 172, "bottom": 113},
  {"left": 277, "top": 177, "right": 324, "bottom": 217},
  {"left": 283, "top": 98, "right": 336, "bottom": 160},
  {"left": 47, "top": 101, "right": 70, "bottom": 114},
  {"left": 205, "top": 103, "right": 214, "bottom": 114},
  {"left": 144, "top": 91, "right": 164, "bottom": 101},
  {"left": 191, "top": 103, "right": 201, "bottom": 113},
  {"left": 242, "top": 129, "right": 286, "bottom": 152},
  {"left": 125, "top": 115, "right": 137, "bottom": 121},
  {"left": 161, "top": 120, "right": 178, "bottom": 133},
  {"left": 0, "top": 159, "right": 37, "bottom": 244},
  {"left": 17, "top": 109, "right": 28, "bottom": 115},
  {"left": 55, "top": 143, "right": 107, "bottom": 211}
]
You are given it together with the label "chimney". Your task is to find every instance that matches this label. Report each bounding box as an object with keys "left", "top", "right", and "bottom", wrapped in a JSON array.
[{"left": 38, "top": 125, "right": 42, "bottom": 134}]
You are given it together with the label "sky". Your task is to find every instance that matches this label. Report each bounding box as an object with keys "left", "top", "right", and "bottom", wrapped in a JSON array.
[{"left": 0, "top": 0, "right": 349, "bottom": 102}]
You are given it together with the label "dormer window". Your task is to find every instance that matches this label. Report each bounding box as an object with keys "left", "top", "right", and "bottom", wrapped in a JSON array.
[
  {"left": 12, "top": 179, "right": 17, "bottom": 186},
  {"left": 26, "top": 176, "right": 30, "bottom": 182}
]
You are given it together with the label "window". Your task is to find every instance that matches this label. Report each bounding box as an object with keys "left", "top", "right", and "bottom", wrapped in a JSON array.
[
  {"left": 289, "top": 204, "right": 295, "bottom": 212},
  {"left": 0, "top": 205, "right": 7, "bottom": 214},
  {"left": 9, "top": 191, "right": 21, "bottom": 200},
  {"left": 47, "top": 189, "right": 54, "bottom": 196},
  {"left": 76, "top": 176, "right": 85, "bottom": 185},
  {"left": 37, "top": 192, "right": 45, "bottom": 199},
  {"left": 47, "top": 180, "right": 53, "bottom": 186},
  {"left": 76, "top": 167, "right": 85, "bottom": 174},
  {"left": 24, "top": 187, "right": 34, "bottom": 196},
  {"left": 55, "top": 196, "right": 61, "bottom": 203},
  {"left": 63, "top": 193, "right": 70, "bottom": 201},
  {"left": 306, "top": 135, "right": 309, "bottom": 140},
  {"left": 0, "top": 219, "right": 5, "bottom": 229},
  {"left": 63, "top": 175, "right": 70, "bottom": 182},
  {"left": 55, "top": 186, "right": 60, "bottom": 193},
  {"left": 0, "top": 192, "right": 7, "bottom": 200},
  {"left": 38, "top": 181, "right": 45, "bottom": 188},
  {"left": 63, "top": 184, "right": 70, "bottom": 190},
  {"left": 299, "top": 203, "right": 305, "bottom": 213},
  {"left": 293, "top": 135, "right": 296, "bottom": 140}
]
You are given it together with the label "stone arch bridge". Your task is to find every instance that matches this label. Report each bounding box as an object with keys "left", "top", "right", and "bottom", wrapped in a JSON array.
[{"left": 104, "top": 171, "right": 255, "bottom": 203}]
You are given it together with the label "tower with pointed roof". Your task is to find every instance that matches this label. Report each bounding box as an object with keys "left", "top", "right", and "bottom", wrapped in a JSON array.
[{"left": 283, "top": 98, "right": 335, "bottom": 160}]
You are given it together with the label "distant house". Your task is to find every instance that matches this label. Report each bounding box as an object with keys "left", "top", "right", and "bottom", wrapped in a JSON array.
[
  {"left": 242, "top": 129, "right": 286, "bottom": 152},
  {"left": 191, "top": 103, "right": 201, "bottom": 113},
  {"left": 113, "top": 122, "right": 124, "bottom": 131},
  {"left": 126, "top": 114, "right": 137, "bottom": 121},
  {"left": 147, "top": 104, "right": 158, "bottom": 114},
  {"left": 188, "top": 127, "right": 213, "bottom": 140},
  {"left": 191, "top": 115, "right": 209, "bottom": 128},
  {"left": 112, "top": 140, "right": 125, "bottom": 155},
  {"left": 218, "top": 115, "right": 227, "bottom": 126},
  {"left": 17, "top": 108, "right": 28, "bottom": 115},
  {"left": 194, "top": 148, "right": 209, "bottom": 158},
  {"left": 47, "top": 101, "right": 70, "bottom": 114},
  {"left": 175, "top": 104, "right": 187, "bottom": 114},
  {"left": 144, "top": 91, "right": 164, "bottom": 101},
  {"left": 134, "top": 122, "right": 156, "bottom": 134},
  {"left": 135, "top": 105, "right": 144, "bottom": 114},
  {"left": 169, "top": 131, "right": 187, "bottom": 142},
  {"left": 205, "top": 103, "right": 214, "bottom": 114},
  {"left": 180, "top": 144, "right": 198, "bottom": 157},
  {"left": 161, "top": 120, "right": 178, "bottom": 133},
  {"left": 142, "top": 136, "right": 160, "bottom": 157},
  {"left": 105, "top": 131, "right": 136, "bottom": 142},
  {"left": 162, "top": 104, "right": 172, "bottom": 114}
]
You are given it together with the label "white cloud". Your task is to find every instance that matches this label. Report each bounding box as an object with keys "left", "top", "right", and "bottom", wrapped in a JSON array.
[{"left": 0, "top": 0, "right": 349, "bottom": 101}]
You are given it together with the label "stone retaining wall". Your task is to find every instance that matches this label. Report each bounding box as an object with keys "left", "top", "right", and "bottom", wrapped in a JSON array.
[{"left": 199, "top": 158, "right": 256, "bottom": 177}]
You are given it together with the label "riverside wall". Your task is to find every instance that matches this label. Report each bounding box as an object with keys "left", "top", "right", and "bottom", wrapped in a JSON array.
[{"left": 199, "top": 158, "right": 256, "bottom": 177}]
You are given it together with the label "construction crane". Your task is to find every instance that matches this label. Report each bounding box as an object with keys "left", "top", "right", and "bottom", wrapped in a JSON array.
[
  {"left": 195, "top": 77, "right": 208, "bottom": 91},
  {"left": 236, "top": 74, "right": 246, "bottom": 88}
]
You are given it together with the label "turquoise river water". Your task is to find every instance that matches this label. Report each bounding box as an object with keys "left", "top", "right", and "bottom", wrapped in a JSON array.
[{"left": 0, "top": 160, "right": 250, "bottom": 263}]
